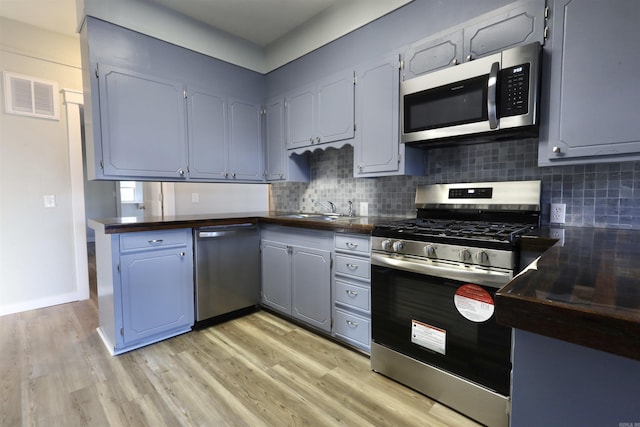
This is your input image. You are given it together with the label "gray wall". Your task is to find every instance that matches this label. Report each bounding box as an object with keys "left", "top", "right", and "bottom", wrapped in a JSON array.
[{"left": 270, "top": 140, "right": 640, "bottom": 229}]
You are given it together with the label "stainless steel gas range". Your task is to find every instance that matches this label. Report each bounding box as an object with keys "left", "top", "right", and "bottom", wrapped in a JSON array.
[{"left": 370, "top": 180, "right": 541, "bottom": 427}]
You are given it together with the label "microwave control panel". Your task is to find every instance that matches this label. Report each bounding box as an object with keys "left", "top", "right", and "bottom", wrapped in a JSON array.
[{"left": 499, "top": 63, "right": 530, "bottom": 117}]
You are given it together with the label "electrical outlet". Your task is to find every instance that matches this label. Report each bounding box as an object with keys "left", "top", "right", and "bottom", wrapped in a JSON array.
[
  {"left": 191, "top": 192, "right": 200, "bottom": 203},
  {"left": 360, "top": 202, "right": 369, "bottom": 216},
  {"left": 550, "top": 203, "right": 566, "bottom": 224}
]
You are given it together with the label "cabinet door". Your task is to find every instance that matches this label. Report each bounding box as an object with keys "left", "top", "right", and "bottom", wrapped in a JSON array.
[
  {"left": 98, "top": 64, "right": 187, "bottom": 179},
  {"left": 265, "top": 97, "right": 286, "bottom": 181},
  {"left": 541, "top": 0, "right": 640, "bottom": 164},
  {"left": 354, "top": 54, "right": 401, "bottom": 175},
  {"left": 316, "top": 70, "right": 355, "bottom": 144},
  {"left": 228, "top": 98, "right": 264, "bottom": 181},
  {"left": 186, "top": 88, "right": 227, "bottom": 179},
  {"left": 403, "top": 29, "right": 464, "bottom": 80},
  {"left": 285, "top": 85, "right": 315, "bottom": 149},
  {"left": 291, "top": 245, "right": 331, "bottom": 332},
  {"left": 120, "top": 247, "right": 193, "bottom": 345},
  {"left": 261, "top": 240, "right": 292, "bottom": 315},
  {"left": 464, "top": 0, "right": 546, "bottom": 60}
]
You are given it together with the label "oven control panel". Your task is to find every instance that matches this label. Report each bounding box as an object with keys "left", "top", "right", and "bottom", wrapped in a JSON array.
[{"left": 372, "top": 237, "right": 515, "bottom": 271}]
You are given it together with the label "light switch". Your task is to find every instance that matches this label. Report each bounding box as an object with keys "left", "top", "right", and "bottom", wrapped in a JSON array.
[{"left": 43, "top": 194, "right": 56, "bottom": 208}]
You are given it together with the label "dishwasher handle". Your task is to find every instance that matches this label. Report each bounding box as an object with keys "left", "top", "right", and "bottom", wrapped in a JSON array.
[{"left": 197, "top": 223, "right": 256, "bottom": 239}]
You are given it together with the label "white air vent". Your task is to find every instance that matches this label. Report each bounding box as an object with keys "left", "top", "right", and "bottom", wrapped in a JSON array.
[{"left": 3, "top": 71, "right": 59, "bottom": 120}]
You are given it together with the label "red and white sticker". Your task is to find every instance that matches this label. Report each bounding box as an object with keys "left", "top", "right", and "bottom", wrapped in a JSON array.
[{"left": 454, "top": 284, "right": 494, "bottom": 322}]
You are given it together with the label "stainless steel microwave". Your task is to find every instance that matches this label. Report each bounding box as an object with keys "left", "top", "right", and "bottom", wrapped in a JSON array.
[{"left": 401, "top": 42, "right": 541, "bottom": 144}]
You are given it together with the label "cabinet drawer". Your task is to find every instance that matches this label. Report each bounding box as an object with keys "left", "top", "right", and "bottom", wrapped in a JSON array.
[
  {"left": 120, "top": 229, "right": 188, "bottom": 251},
  {"left": 335, "top": 279, "right": 370, "bottom": 312},
  {"left": 335, "top": 234, "right": 370, "bottom": 254},
  {"left": 335, "top": 254, "right": 370, "bottom": 280},
  {"left": 334, "top": 309, "right": 370, "bottom": 348}
]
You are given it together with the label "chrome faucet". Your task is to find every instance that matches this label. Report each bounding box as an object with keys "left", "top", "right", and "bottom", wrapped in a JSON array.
[
  {"left": 313, "top": 199, "right": 336, "bottom": 213},
  {"left": 347, "top": 200, "right": 354, "bottom": 217}
]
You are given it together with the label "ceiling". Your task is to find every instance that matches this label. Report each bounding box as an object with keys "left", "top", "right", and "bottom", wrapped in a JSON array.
[{"left": 0, "top": 0, "right": 345, "bottom": 46}]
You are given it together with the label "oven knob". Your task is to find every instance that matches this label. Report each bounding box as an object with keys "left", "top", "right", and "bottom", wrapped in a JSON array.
[
  {"left": 424, "top": 244, "right": 436, "bottom": 257},
  {"left": 460, "top": 249, "right": 472, "bottom": 262},
  {"left": 381, "top": 240, "right": 392, "bottom": 250},
  {"left": 392, "top": 241, "right": 404, "bottom": 252},
  {"left": 477, "top": 251, "right": 490, "bottom": 264}
]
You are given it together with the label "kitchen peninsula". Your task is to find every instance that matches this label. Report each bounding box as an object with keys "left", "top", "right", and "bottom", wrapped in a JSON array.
[{"left": 90, "top": 214, "right": 640, "bottom": 425}]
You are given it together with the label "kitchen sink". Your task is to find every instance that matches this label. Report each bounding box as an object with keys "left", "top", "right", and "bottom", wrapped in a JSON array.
[{"left": 276, "top": 213, "right": 345, "bottom": 221}]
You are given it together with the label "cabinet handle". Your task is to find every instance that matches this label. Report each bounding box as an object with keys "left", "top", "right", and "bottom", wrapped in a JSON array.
[
  {"left": 451, "top": 58, "right": 459, "bottom": 65},
  {"left": 346, "top": 289, "right": 359, "bottom": 297},
  {"left": 177, "top": 168, "right": 185, "bottom": 176},
  {"left": 466, "top": 54, "right": 472, "bottom": 61},
  {"left": 232, "top": 172, "right": 236, "bottom": 178},
  {"left": 346, "top": 242, "right": 358, "bottom": 249},
  {"left": 346, "top": 263, "right": 358, "bottom": 270},
  {"left": 309, "top": 137, "right": 314, "bottom": 144},
  {"left": 148, "top": 239, "right": 163, "bottom": 244},
  {"left": 552, "top": 146, "right": 562, "bottom": 154},
  {"left": 179, "top": 251, "right": 185, "bottom": 257},
  {"left": 346, "top": 320, "right": 359, "bottom": 328},
  {"left": 315, "top": 136, "right": 321, "bottom": 143}
]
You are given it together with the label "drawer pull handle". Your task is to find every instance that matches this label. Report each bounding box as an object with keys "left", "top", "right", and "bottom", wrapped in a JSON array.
[
  {"left": 346, "top": 263, "right": 358, "bottom": 270},
  {"left": 148, "top": 239, "right": 163, "bottom": 244},
  {"left": 346, "top": 290, "right": 359, "bottom": 297},
  {"left": 346, "top": 242, "right": 358, "bottom": 249},
  {"left": 346, "top": 320, "right": 359, "bottom": 328}
]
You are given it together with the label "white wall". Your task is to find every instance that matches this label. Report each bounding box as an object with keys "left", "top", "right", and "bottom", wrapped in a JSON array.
[
  {"left": 173, "top": 183, "right": 269, "bottom": 215},
  {"left": 0, "top": 18, "right": 83, "bottom": 315}
]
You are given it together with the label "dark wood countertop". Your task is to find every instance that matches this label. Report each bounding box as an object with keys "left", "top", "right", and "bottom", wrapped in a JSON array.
[
  {"left": 496, "top": 226, "right": 640, "bottom": 361},
  {"left": 88, "top": 212, "right": 399, "bottom": 235}
]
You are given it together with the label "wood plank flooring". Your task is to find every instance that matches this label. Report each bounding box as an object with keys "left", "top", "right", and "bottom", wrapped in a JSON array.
[{"left": 1, "top": 247, "right": 481, "bottom": 426}]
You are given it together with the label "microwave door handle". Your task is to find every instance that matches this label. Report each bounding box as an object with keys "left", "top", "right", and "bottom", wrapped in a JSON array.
[{"left": 487, "top": 61, "right": 499, "bottom": 129}]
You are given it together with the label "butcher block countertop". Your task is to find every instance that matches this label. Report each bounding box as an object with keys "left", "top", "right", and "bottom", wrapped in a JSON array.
[
  {"left": 87, "top": 211, "right": 395, "bottom": 235},
  {"left": 496, "top": 226, "right": 640, "bottom": 361}
]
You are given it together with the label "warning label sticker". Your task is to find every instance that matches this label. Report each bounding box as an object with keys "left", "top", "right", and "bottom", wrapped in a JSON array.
[
  {"left": 411, "top": 320, "right": 446, "bottom": 355},
  {"left": 454, "top": 284, "right": 495, "bottom": 322}
]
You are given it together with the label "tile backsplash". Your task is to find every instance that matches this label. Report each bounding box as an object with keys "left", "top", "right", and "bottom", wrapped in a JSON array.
[{"left": 270, "top": 139, "right": 640, "bottom": 229}]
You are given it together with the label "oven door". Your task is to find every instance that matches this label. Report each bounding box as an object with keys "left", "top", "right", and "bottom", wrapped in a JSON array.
[{"left": 371, "top": 256, "right": 512, "bottom": 396}]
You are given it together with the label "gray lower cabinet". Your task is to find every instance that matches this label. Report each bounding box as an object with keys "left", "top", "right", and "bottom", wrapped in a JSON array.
[
  {"left": 332, "top": 233, "right": 372, "bottom": 352},
  {"left": 539, "top": 0, "right": 640, "bottom": 165},
  {"left": 261, "top": 226, "right": 332, "bottom": 332},
  {"left": 94, "top": 228, "right": 194, "bottom": 355},
  {"left": 354, "top": 53, "right": 425, "bottom": 177}
]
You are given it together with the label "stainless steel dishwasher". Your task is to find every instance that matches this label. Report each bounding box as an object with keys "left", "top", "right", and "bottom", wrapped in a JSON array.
[{"left": 194, "top": 223, "right": 260, "bottom": 327}]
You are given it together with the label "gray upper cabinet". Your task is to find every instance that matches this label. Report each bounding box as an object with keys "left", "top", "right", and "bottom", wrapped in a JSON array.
[
  {"left": 265, "top": 96, "right": 310, "bottom": 182},
  {"left": 402, "top": 0, "right": 546, "bottom": 80},
  {"left": 354, "top": 53, "right": 425, "bottom": 177},
  {"left": 186, "top": 87, "right": 227, "bottom": 179},
  {"left": 539, "top": 0, "right": 640, "bottom": 165},
  {"left": 98, "top": 64, "right": 188, "bottom": 179},
  {"left": 403, "top": 30, "right": 464, "bottom": 79},
  {"left": 228, "top": 98, "right": 263, "bottom": 181},
  {"left": 82, "top": 17, "right": 266, "bottom": 182},
  {"left": 285, "top": 69, "right": 355, "bottom": 152}
]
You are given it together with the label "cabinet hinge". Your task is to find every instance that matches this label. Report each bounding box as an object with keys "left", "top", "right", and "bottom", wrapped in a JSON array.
[
  {"left": 398, "top": 152, "right": 402, "bottom": 164},
  {"left": 399, "top": 59, "right": 405, "bottom": 70},
  {"left": 120, "top": 327, "right": 124, "bottom": 336},
  {"left": 544, "top": 5, "right": 550, "bottom": 19},
  {"left": 543, "top": 26, "right": 549, "bottom": 40},
  {"left": 99, "top": 159, "right": 104, "bottom": 170},
  {"left": 330, "top": 254, "right": 333, "bottom": 269},
  {"left": 183, "top": 90, "right": 187, "bottom": 99},
  {"left": 95, "top": 64, "right": 99, "bottom": 78},
  {"left": 353, "top": 123, "right": 356, "bottom": 132},
  {"left": 353, "top": 73, "right": 357, "bottom": 85}
]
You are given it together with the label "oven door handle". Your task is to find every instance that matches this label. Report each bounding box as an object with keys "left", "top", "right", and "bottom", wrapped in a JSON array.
[{"left": 371, "top": 252, "right": 512, "bottom": 289}]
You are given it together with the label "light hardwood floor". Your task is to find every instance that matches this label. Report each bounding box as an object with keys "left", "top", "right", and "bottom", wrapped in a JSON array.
[{"left": 0, "top": 249, "right": 481, "bottom": 426}]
